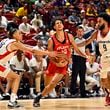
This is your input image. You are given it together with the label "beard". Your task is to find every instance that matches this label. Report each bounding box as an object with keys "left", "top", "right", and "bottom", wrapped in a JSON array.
[{"left": 99, "top": 24, "right": 105, "bottom": 30}]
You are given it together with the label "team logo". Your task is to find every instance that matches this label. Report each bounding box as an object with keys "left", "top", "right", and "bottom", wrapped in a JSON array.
[{"left": 0, "top": 42, "right": 5, "bottom": 48}]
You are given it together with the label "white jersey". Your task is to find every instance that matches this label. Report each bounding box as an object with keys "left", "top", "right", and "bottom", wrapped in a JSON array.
[
  {"left": 74, "top": 37, "right": 86, "bottom": 56},
  {"left": 0, "top": 38, "right": 16, "bottom": 64},
  {"left": 97, "top": 30, "right": 110, "bottom": 78},
  {"left": 97, "top": 30, "right": 110, "bottom": 57}
]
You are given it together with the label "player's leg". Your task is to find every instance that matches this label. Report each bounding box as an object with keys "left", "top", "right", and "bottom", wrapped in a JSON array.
[
  {"left": 23, "top": 72, "right": 36, "bottom": 98},
  {"left": 103, "top": 72, "right": 110, "bottom": 106},
  {"left": 0, "top": 78, "right": 5, "bottom": 94},
  {"left": 44, "top": 74, "right": 57, "bottom": 98},
  {"left": 33, "top": 73, "right": 64, "bottom": 107},
  {"left": 3, "top": 79, "right": 12, "bottom": 98},
  {"left": 6, "top": 70, "right": 20, "bottom": 108}
]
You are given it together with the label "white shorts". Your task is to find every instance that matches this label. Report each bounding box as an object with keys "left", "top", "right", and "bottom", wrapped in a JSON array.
[
  {"left": 100, "top": 55, "right": 110, "bottom": 78},
  {"left": 0, "top": 63, "right": 11, "bottom": 78}
]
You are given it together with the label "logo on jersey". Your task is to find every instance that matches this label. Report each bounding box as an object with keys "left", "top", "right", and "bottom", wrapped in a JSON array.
[
  {"left": 0, "top": 42, "right": 5, "bottom": 48},
  {"left": 57, "top": 45, "right": 69, "bottom": 54}
]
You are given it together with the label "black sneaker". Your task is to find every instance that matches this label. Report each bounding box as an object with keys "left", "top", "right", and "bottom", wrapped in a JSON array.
[
  {"left": 80, "top": 94, "right": 90, "bottom": 98},
  {"left": 33, "top": 93, "right": 42, "bottom": 107},
  {"left": 8, "top": 101, "right": 21, "bottom": 108}
]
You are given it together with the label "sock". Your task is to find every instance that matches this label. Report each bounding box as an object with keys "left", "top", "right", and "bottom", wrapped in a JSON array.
[
  {"left": 30, "top": 88, "right": 34, "bottom": 94},
  {"left": 10, "top": 93, "right": 16, "bottom": 102},
  {"left": 65, "top": 87, "right": 69, "bottom": 94},
  {"left": 53, "top": 88, "right": 57, "bottom": 96}
]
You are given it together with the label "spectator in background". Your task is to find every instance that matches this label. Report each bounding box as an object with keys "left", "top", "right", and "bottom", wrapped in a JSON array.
[
  {"left": 96, "top": 0, "right": 107, "bottom": 14},
  {"left": 86, "top": 3, "right": 98, "bottom": 17},
  {"left": 16, "top": 3, "right": 28, "bottom": 19},
  {"left": 80, "top": 9, "right": 86, "bottom": 21},
  {"left": 105, "top": 2, "right": 110, "bottom": 15},
  {"left": 3, "top": 2, "right": 15, "bottom": 13},
  {"left": 88, "top": 20, "right": 96, "bottom": 29},
  {"left": 79, "top": 19, "right": 94, "bottom": 34},
  {"left": 0, "top": 9, "right": 8, "bottom": 30},
  {"left": 19, "top": 16, "right": 33, "bottom": 35},
  {"left": 68, "top": 12, "right": 81, "bottom": 26},
  {"left": 9, "top": 50, "right": 36, "bottom": 98},
  {"left": 7, "top": 0, "right": 19, "bottom": 9},
  {"left": 31, "top": 14, "right": 43, "bottom": 33},
  {"left": 7, "top": 17, "right": 19, "bottom": 31},
  {"left": 35, "top": 0, "right": 46, "bottom": 9},
  {"left": 34, "top": 27, "right": 50, "bottom": 47},
  {"left": 33, "top": 39, "right": 45, "bottom": 51},
  {"left": 29, "top": 54, "right": 47, "bottom": 95},
  {"left": 85, "top": 53, "right": 101, "bottom": 96}
]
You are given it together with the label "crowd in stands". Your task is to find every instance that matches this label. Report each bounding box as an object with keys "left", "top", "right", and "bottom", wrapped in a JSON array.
[{"left": 0, "top": 0, "right": 110, "bottom": 99}]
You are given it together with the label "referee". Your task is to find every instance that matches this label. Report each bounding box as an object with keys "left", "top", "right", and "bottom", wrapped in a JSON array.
[{"left": 70, "top": 26, "right": 87, "bottom": 98}]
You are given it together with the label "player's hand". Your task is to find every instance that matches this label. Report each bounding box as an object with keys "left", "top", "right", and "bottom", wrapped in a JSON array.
[{"left": 48, "top": 51, "right": 66, "bottom": 58}]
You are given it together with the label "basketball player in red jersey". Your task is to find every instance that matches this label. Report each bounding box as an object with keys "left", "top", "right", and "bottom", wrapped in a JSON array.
[
  {"left": 78, "top": 13, "right": 110, "bottom": 106},
  {"left": 33, "top": 17, "right": 87, "bottom": 107},
  {"left": 0, "top": 28, "right": 61, "bottom": 108}
]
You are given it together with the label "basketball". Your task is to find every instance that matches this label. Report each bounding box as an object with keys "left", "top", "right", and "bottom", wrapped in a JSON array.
[
  {"left": 49, "top": 56, "right": 69, "bottom": 67},
  {"left": 49, "top": 56, "right": 61, "bottom": 63}
]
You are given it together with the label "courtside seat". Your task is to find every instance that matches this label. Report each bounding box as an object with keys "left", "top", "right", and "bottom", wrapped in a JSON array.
[{"left": 3, "top": 13, "right": 15, "bottom": 21}]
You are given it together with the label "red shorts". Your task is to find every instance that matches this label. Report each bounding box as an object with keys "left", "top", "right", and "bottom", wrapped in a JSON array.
[
  {"left": 45, "top": 62, "right": 68, "bottom": 76},
  {"left": 0, "top": 63, "right": 10, "bottom": 78}
]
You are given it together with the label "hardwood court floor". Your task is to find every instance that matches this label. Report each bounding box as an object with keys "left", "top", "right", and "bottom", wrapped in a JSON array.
[{"left": 0, "top": 97, "right": 110, "bottom": 110}]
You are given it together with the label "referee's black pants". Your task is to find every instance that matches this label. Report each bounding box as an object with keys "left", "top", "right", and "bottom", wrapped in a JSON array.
[{"left": 70, "top": 55, "right": 86, "bottom": 96}]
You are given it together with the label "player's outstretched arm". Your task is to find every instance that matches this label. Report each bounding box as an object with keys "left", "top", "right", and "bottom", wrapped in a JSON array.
[
  {"left": 9, "top": 41, "right": 62, "bottom": 58},
  {"left": 77, "top": 30, "right": 98, "bottom": 47}
]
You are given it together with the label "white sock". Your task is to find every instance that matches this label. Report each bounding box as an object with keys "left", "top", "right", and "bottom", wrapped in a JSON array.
[
  {"left": 49, "top": 89, "right": 57, "bottom": 97},
  {"left": 52, "top": 88, "right": 57, "bottom": 96},
  {"left": 30, "top": 88, "right": 34, "bottom": 94},
  {"left": 10, "top": 93, "right": 16, "bottom": 102},
  {"left": 65, "top": 87, "right": 69, "bottom": 94}
]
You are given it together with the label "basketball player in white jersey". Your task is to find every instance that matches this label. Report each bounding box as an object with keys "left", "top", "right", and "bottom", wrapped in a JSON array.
[
  {"left": 0, "top": 28, "right": 61, "bottom": 108},
  {"left": 79, "top": 13, "right": 110, "bottom": 106}
]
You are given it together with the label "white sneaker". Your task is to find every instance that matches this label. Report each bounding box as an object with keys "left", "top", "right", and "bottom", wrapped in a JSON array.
[
  {"left": 8, "top": 101, "right": 21, "bottom": 108},
  {"left": 49, "top": 92, "right": 57, "bottom": 98},
  {"left": 64, "top": 92, "right": 71, "bottom": 96},
  {"left": 30, "top": 93, "right": 36, "bottom": 99},
  {"left": 0, "top": 94, "right": 4, "bottom": 100},
  {"left": 49, "top": 89, "right": 57, "bottom": 98},
  {"left": 3, "top": 93, "right": 10, "bottom": 97}
]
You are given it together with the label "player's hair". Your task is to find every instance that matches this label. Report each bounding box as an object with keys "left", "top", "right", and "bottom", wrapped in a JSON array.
[
  {"left": 98, "top": 13, "right": 110, "bottom": 24},
  {"left": 8, "top": 28, "right": 17, "bottom": 39},
  {"left": 51, "top": 17, "right": 64, "bottom": 30}
]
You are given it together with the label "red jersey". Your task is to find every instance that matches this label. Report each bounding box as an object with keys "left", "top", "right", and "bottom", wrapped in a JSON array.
[
  {"left": 52, "top": 32, "right": 71, "bottom": 57},
  {"left": 46, "top": 32, "right": 71, "bottom": 76}
]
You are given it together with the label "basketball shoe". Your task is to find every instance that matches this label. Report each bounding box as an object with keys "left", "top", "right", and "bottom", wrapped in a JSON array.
[{"left": 33, "top": 93, "right": 42, "bottom": 107}]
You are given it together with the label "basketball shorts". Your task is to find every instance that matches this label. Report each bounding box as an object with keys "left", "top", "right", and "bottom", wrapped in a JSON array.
[
  {"left": 100, "top": 55, "right": 110, "bottom": 78},
  {"left": 45, "top": 62, "right": 68, "bottom": 76},
  {"left": 0, "top": 63, "right": 10, "bottom": 78}
]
